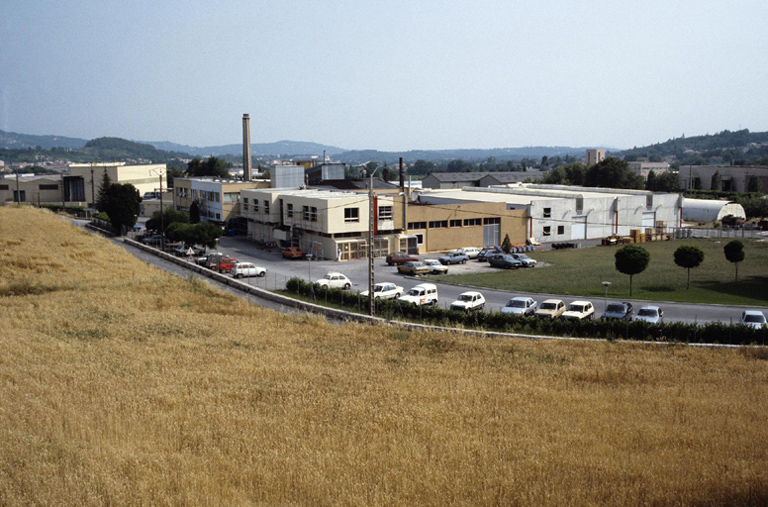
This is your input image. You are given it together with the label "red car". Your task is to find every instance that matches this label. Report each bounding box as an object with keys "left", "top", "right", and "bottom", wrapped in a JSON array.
[
  {"left": 217, "top": 257, "right": 238, "bottom": 273},
  {"left": 386, "top": 252, "right": 418, "bottom": 266},
  {"left": 282, "top": 246, "right": 304, "bottom": 259}
]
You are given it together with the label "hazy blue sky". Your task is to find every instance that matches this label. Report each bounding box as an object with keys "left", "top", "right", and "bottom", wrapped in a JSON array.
[{"left": 2, "top": 1, "right": 767, "bottom": 151}]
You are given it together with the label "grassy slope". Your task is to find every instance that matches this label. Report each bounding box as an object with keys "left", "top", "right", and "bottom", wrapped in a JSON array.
[
  {"left": 1, "top": 206, "right": 767, "bottom": 506},
  {"left": 435, "top": 239, "right": 768, "bottom": 305}
]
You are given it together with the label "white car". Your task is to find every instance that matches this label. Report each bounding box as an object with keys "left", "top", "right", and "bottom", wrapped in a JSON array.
[
  {"left": 501, "top": 296, "right": 538, "bottom": 316},
  {"left": 740, "top": 310, "right": 767, "bottom": 329},
  {"left": 231, "top": 262, "right": 267, "bottom": 278},
  {"left": 511, "top": 253, "right": 537, "bottom": 267},
  {"left": 635, "top": 306, "right": 664, "bottom": 324},
  {"left": 450, "top": 291, "right": 486, "bottom": 312},
  {"left": 398, "top": 283, "right": 439, "bottom": 306},
  {"left": 459, "top": 247, "right": 481, "bottom": 259},
  {"left": 315, "top": 272, "right": 352, "bottom": 290},
  {"left": 423, "top": 259, "right": 448, "bottom": 275},
  {"left": 535, "top": 299, "right": 566, "bottom": 320},
  {"left": 561, "top": 300, "right": 595, "bottom": 320},
  {"left": 361, "top": 282, "right": 403, "bottom": 299}
]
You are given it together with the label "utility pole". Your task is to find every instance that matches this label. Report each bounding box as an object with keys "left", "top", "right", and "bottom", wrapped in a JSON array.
[
  {"left": 15, "top": 167, "right": 20, "bottom": 203},
  {"left": 90, "top": 165, "right": 95, "bottom": 206},
  {"left": 368, "top": 169, "right": 375, "bottom": 316},
  {"left": 151, "top": 167, "right": 166, "bottom": 251}
]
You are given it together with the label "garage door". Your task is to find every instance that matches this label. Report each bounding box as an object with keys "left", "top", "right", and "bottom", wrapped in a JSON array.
[
  {"left": 642, "top": 212, "right": 655, "bottom": 229},
  {"left": 571, "top": 216, "right": 586, "bottom": 240}
]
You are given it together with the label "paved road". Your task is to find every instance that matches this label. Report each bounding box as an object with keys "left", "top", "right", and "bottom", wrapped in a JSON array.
[{"left": 209, "top": 235, "right": 767, "bottom": 325}]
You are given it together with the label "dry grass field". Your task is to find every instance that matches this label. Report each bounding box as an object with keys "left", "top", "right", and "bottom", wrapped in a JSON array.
[{"left": 1, "top": 206, "right": 767, "bottom": 506}]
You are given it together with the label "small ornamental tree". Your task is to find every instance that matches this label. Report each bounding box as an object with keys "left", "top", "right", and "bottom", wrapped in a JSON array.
[
  {"left": 614, "top": 244, "right": 650, "bottom": 296},
  {"left": 501, "top": 234, "right": 512, "bottom": 253},
  {"left": 189, "top": 200, "right": 201, "bottom": 224},
  {"left": 104, "top": 183, "right": 141, "bottom": 235},
  {"left": 674, "top": 245, "right": 705, "bottom": 290},
  {"left": 723, "top": 240, "right": 745, "bottom": 282},
  {"left": 747, "top": 174, "right": 762, "bottom": 193},
  {"left": 711, "top": 171, "right": 722, "bottom": 191}
]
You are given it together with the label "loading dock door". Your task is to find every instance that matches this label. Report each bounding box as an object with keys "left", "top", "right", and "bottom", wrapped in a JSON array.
[
  {"left": 483, "top": 223, "right": 500, "bottom": 247},
  {"left": 642, "top": 212, "right": 655, "bottom": 229},
  {"left": 571, "top": 216, "right": 587, "bottom": 240}
]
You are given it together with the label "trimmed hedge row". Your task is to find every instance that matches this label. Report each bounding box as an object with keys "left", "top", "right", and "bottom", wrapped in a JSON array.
[{"left": 286, "top": 277, "right": 767, "bottom": 345}]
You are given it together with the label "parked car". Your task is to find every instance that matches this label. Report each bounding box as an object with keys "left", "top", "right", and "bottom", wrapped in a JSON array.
[
  {"left": 386, "top": 252, "right": 419, "bottom": 266},
  {"left": 217, "top": 257, "right": 238, "bottom": 273},
  {"left": 562, "top": 300, "right": 595, "bottom": 320},
  {"left": 740, "top": 310, "right": 767, "bottom": 329},
  {"left": 635, "top": 306, "right": 664, "bottom": 324},
  {"left": 423, "top": 259, "right": 448, "bottom": 275},
  {"left": 501, "top": 296, "right": 538, "bottom": 316},
  {"left": 398, "top": 283, "right": 439, "bottom": 306},
  {"left": 459, "top": 247, "right": 481, "bottom": 259},
  {"left": 439, "top": 251, "right": 469, "bottom": 265},
  {"left": 231, "top": 262, "right": 267, "bottom": 278},
  {"left": 202, "top": 252, "right": 224, "bottom": 269},
  {"left": 450, "top": 291, "right": 486, "bottom": 312},
  {"left": 361, "top": 282, "right": 403, "bottom": 299},
  {"left": 488, "top": 253, "right": 523, "bottom": 269},
  {"left": 477, "top": 246, "right": 502, "bottom": 262},
  {"left": 535, "top": 299, "right": 566, "bottom": 319},
  {"left": 314, "top": 272, "right": 352, "bottom": 290},
  {"left": 602, "top": 302, "right": 634, "bottom": 321},
  {"left": 398, "top": 261, "right": 430, "bottom": 276},
  {"left": 511, "top": 253, "right": 537, "bottom": 267},
  {"left": 282, "top": 246, "right": 304, "bottom": 259}
]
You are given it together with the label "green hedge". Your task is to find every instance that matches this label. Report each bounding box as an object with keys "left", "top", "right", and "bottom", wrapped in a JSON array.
[{"left": 286, "top": 277, "right": 767, "bottom": 345}]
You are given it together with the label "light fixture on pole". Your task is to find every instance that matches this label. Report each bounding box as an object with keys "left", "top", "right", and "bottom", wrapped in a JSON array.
[{"left": 602, "top": 281, "right": 611, "bottom": 314}]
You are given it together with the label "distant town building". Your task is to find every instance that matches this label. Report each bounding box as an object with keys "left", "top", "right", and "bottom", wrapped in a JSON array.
[
  {"left": 678, "top": 165, "right": 768, "bottom": 193},
  {"left": 586, "top": 149, "right": 606, "bottom": 166},
  {"left": 422, "top": 171, "right": 543, "bottom": 190},
  {"left": 628, "top": 161, "right": 670, "bottom": 180},
  {"left": 173, "top": 177, "right": 269, "bottom": 223}
]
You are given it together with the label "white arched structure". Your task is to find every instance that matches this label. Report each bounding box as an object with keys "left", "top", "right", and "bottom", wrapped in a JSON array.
[{"left": 682, "top": 198, "right": 746, "bottom": 222}]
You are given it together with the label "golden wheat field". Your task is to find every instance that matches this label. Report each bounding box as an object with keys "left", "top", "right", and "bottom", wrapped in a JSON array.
[{"left": 1, "top": 206, "right": 767, "bottom": 506}]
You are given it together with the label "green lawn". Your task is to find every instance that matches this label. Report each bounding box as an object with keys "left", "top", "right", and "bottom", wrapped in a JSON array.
[{"left": 433, "top": 238, "right": 768, "bottom": 306}]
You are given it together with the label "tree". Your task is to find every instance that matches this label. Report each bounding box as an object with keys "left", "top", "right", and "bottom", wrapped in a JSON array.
[
  {"left": 94, "top": 170, "right": 112, "bottom": 212},
  {"left": 583, "top": 158, "right": 644, "bottom": 189},
  {"left": 674, "top": 245, "right": 705, "bottom": 289},
  {"left": 187, "top": 156, "right": 231, "bottom": 178},
  {"left": 711, "top": 171, "right": 722, "bottom": 191},
  {"left": 189, "top": 200, "right": 201, "bottom": 224},
  {"left": 166, "top": 166, "right": 186, "bottom": 189},
  {"left": 614, "top": 245, "right": 650, "bottom": 296},
  {"left": 501, "top": 234, "right": 512, "bottom": 253},
  {"left": 146, "top": 208, "right": 189, "bottom": 233},
  {"left": 723, "top": 240, "right": 745, "bottom": 282},
  {"left": 104, "top": 183, "right": 141, "bottom": 235},
  {"left": 655, "top": 171, "right": 680, "bottom": 192},
  {"left": 645, "top": 170, "right": 657, "bottom": 191},
  {"left": 747, "top": 175, "right": 762, "bottom": 193}
]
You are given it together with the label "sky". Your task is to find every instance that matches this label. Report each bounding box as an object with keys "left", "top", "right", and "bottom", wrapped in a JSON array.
[{"left": 2, "top": 0, "right": 767, "bottom": 152}]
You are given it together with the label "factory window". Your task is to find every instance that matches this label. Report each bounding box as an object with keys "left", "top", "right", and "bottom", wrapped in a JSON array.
[
  {"left": 0, "top": 185, "right": 8, "bottom": 190},
  {"left": 303, "top": 206, "right": 310, "bottom": 221},
  {"left": 543, "top": 226, "right": 551, "bottom": 236},
  {"left": 646, "top": 194, "right": 653, "bottom": 209},
  {"left": 286, "top": 203, "right": 293, "bottom": 218},
  {"left": 543, "top": 207, "right": 551, "bottom": 218},
  {"left": 557, "top": 225, "right": 564, "bottom": 235},
  {"left": 463, "top": 218, "right": 482, "bottom": 226},
  {"left": 242, "top": 198, "right": 249, "bottom": 211},
  {"left": 575, "top": 196, "right": 584, "bottom": 213},
  {"left": 39, "top": 184, "right": 59, "bottom": 190},
  {"left": 414, "top": 233, "right": 424, "bottom": 245},
  {"left": 310, "top": 207, "right": 318, "bottom": 222},
  {"left": 450, "top": 219, "right": 462, "bottom": 227},
  {"left": 253, "top": 200, "right": 259, "bottom": 212},
  {"left": 483, "top": 217, "right": 500, "bottom": 225},
  {"left": 264, "top": 201, "right": 270, "bottom": 214},
  {"left": 378, "top": 206, "right": 393, "bottom": 220},
  {"left": 408, "top": 221, "right": 426, "bottom": 229},
  {"left": 345, "top": 207, "right": 360, "bottom": 222},
  {"left": 429, "top": 220, "right": 448, "bottom": 229}
]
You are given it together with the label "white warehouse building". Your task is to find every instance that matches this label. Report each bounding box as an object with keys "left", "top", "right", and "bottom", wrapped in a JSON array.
[
  {"left": 681, "top": 198, "right": 746, "bottom": 223},
  {"left": 416, "top": 184, "right": 683, "bottom": 243}
]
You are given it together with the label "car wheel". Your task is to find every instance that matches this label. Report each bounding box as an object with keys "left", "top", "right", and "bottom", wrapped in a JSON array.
[
  {"left": 388, "top": 261, "right": 393, "bottom": 266},
  {"left": 344, "top": 283, "right": 351, "bottom": 290},
  {"left": 462, "top": 259, "right": 467, "bottom": 264},
  {"left": 237, "top": 273, "right": 243, "bottom": 279},
  {"left": 259, "top": 271, "right": 266, "bottom": 277}
]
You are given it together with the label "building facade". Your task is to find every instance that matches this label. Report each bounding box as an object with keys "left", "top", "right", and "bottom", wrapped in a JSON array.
[
  {"left": 678, "top": 165, "right": 768, "bottom": 193},
  {"left": 586, "top": 149, "right": 606, "bottom": 166},
  {"left": 65, "top": 163, "right": 167, "bottom": 206},
  {"left": 173, "top": 178, "right": 270, "bottom": 223},
  {"left": 0, "top": 175, "right": 66, "bottom": 205}
]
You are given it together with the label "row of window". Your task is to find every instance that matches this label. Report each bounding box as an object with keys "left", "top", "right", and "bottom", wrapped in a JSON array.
[
  {"left": 407, "top": 217, "right": 500, "bottom": 229},
  {"left": 0, "top": 184, "right": 59, "bottom": 191},
  {"left": 542, "top": 225, "right": 565, "bottom": 236}
]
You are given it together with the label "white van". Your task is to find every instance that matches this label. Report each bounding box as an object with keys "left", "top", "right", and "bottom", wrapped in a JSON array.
[
  {"left": 231, "top": 262, "right": 266, "bottom": 278},
  {"left": 398, "top": 283, "right": 438, "bottom": 306}
]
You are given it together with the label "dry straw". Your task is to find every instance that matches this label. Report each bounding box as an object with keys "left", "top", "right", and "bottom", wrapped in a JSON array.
[{"left": 1, "top": 206, "right": 767, "bottom": 505}]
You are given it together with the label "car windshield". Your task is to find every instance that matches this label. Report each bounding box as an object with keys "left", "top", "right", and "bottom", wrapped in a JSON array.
[
  {"left": 374, "top": 285, "right": 384, "bottom": 292},
  {"left": 506, "top": 300, "right": 526, "bottom": 308},
  {"left": 458, "top": 294, "right": 474, "bottom": 301},
  {"left": 425, "top": 260, "right": 437, "bottom": 265},
  {"left": 407, "top": 289, "right": 424, "bottom": 296},
  {"left": 638, "top": 309, "right": 657, "bottom": 317},
  {"left": 541, "top": 302, "right": 557, "bottom": 310},
  {"left": 606, "top": 304, "right": 625, "bottom": 313},
  {"left": 568, "top": 304, "right": 585, "bottom": 312},
  {"left": 744, "top": 314, "right": 766, "bottom": 323},
  {"left": 322, "top": 274, "right": 333, "bottom": 280}
]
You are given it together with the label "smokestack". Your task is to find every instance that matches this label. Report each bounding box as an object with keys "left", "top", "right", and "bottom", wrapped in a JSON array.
[
  {"left": 242, "top": 114, "right": 252, "bottom": 181},
  {"left": 399, "top": 157, "right": 404, "bottom": 191}
]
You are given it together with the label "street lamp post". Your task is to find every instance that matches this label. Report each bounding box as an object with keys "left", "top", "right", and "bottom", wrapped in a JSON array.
[
  {"left": 602, "top": 281, "right": 611, "bottom": 314},
  {"left": 151, "top": 167, "right": 166, "bottom": 251},
  {"left": 368, "top": 169, "right": 375, "bottom": 316}
]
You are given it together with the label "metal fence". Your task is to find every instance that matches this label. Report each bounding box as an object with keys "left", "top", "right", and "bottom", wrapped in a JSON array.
[{"left": 660, "top": 227, "right": 767, "bottom": 240}]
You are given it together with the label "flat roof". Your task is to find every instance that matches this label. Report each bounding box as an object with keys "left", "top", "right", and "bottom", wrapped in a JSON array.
[{"left": 418, "top": 183, "right": 661, "bottom": 205}]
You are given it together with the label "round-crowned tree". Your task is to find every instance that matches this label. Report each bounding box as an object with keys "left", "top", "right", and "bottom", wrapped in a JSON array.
[
  {"left": 614, "top": 244, "right": 650, "bottom": 296},
  {"left": 723, "top": 240, "right": 745, "bottom": 282},
  {"left": 674, "top": 245, "right": 705, "bottom": 290}
]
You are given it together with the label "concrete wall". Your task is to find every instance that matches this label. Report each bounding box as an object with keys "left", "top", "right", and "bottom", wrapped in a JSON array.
[{"left": 678, "top": 165, "right": 768, "bottom": 193}]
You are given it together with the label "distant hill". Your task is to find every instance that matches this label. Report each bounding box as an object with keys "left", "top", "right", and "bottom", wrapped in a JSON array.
[
  {"left": 615, "top": 129, "right": 768, "bottom": 166},
  {"left": 145, "top": 140, "right": 347, "bottom": 158},
  {"left": 0, "top": 130, "right": 87, "bottom": 149}
]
